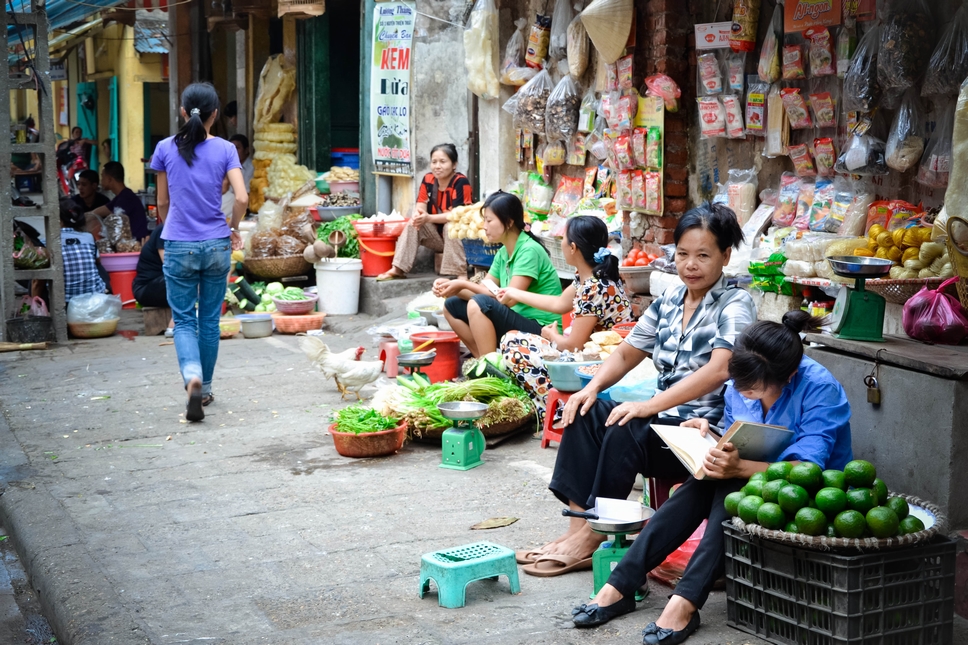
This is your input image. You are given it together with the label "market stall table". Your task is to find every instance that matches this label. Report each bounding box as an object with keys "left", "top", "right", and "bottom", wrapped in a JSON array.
[{"left": 804, "top": 332, "right": 968, "bottom": 528}]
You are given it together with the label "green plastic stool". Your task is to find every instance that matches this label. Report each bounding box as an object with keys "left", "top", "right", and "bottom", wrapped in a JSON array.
[{"left": 419, "top": 541, "right": 520, "bottom": 608}]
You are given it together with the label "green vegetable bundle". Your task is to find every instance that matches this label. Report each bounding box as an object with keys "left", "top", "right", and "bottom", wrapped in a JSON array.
[
  {"left": 275, "top": 286, "right": 311, "bottom": 301},
  {"left": 333, "top": 405, "right": 400, "bottom": 435},
  {"left": 388, "top": 377, "right": 534, "bottom": 435},
  {"left": 317, "top": 215, "right": 362, "bottom": 258}
]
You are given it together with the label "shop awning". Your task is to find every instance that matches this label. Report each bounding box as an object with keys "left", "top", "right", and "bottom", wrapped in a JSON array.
[
  {"left": 133, "top": 9, "right": 168, "bottom": 53},
  {"left": 6, "top": 0, "right": 128, "bottom": 34}
]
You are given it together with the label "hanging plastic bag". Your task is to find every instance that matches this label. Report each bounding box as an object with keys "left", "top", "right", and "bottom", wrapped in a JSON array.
[
  {"left": 463, "top": 0, "right": 500, "bottom": 100},
  {"left": 546, "top": 74, "right": 582, "bottom": 140},
  {"left": 67, "top": 293, "right": 122, "bottom": 324},
  {"left": 549, "top": 0, "right": 573, "bottom": 60},
  {"left": 577, "top": 90, "right": 598, "bottom": 133},
  {"left": 774, "top": 173, "right": 802, "bottom": 227},
  {"left": 542, "top": 140, "right": 566, "bottom": 167},
  {"left": 729, "top": 0, "right": 760, "bottom": 53},
  {"left": 645, "top": 74, "right": 682, "bottom": 113},
  {"left": 923, "top": 5, "right": 968, "bottom": 98},
  {"left": 918, "top": 99, "right": 955, "bottom": 189},
  {"left": 844, "top": 25, "right": 881, "bottom": 112},
  {"left": 725, "top": 169, "right": 758, "bottom": 225},
  {"left": 16, "top": 295, "right": 49, "bottom": 317},
  {"left": 566, "top": 7, "right": 589, "bottom": 78},
  {"left": 886, "top": 89, "right": 925, "bottom": 172},
  {"left": 698, "top": 97, "right": 727, "bottom": 139},
  {"left": 757, "top": 6, "right": 781, "bottom": 83},
  {"left": 903, "top": 278, "right": 968, "bottom": 344},
  {"left": 764, "top": 84, "right": 789, "bottom": 157},
  {"left": 877, "top": 0, "right": 934, "bottom": 100},
  {"left": 526, "top": 172, "right": 554, "bottom": 215},
  {"left": 525, "top": 13, "right": 552, "bottom": 68},
  {"left": 840, "top": 182, "right": 875, "bottom": 237},
  {"left": 501, "top": 18, "right": 537, "bottom": 86},
  {"left": 745, "top": 82, "right": 768, "bottom": 136},
  {"left": 515, "top": 68, "right": 555, "bottom": 134},
  {"left": 835, "top": 131, "right": 888, "bottom": 176}
]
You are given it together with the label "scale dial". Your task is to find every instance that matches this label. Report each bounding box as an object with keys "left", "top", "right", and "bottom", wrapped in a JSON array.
[{"left": 830, "top": 286, "right": 850, "bottom": 333}]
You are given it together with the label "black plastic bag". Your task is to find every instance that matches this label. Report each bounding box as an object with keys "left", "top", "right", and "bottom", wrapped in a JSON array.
[
  {"left": 917, "top": 99, "right": 955, "bottom": 189},
  {"left": 922, "top": 4, "right": 968, "bottom": 97},
  {"left": 844, "top": 26, "right": 881, "bottom": 112},
  {"left": 876, "top": 0, "right": 934, "bottom": 98}
]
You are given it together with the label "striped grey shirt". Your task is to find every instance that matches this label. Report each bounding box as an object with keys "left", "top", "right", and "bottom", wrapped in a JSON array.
[{"left": 625, "top": 275, "right": 756, "bottom": 425}]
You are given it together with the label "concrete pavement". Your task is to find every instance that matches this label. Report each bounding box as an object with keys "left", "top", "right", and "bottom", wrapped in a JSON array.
[{"left": 0, "top": 309, "right": 962, "bottom": 644}]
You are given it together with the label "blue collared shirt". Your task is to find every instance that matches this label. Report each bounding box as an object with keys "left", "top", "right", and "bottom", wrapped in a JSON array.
[{"left": 720, "top": 356, "right": 853, "bottom": 470}]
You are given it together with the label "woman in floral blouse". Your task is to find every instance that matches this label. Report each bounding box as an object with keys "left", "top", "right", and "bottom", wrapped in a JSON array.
[{"left": 499, "top": 216, "right": 632, "bottom": 424}]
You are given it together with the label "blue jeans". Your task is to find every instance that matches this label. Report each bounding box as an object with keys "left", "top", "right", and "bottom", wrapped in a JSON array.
[{"left": 163, "top": 238, "right": 231, "bottom": 396}]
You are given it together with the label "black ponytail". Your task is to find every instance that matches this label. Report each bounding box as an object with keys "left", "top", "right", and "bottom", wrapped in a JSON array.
[
  {"left": 565, "top": 216, "right": 619, "bottom": 283},
  {"left": 482, "top": 191, "right": 549, "bottom": 255},
  {"left": 728, "top": 311, "right": 824, "bottom": 391},
  {"left": 59, "top": 198, "right": 85, "bottom": 231},
  {"left": 174, "top": 82, "right": 220, "bottom": 166}
]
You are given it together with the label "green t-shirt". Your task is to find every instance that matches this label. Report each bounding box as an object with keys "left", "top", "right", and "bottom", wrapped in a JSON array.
[{"left": 488, "top": 231, "right": 562, "bottom": 327}]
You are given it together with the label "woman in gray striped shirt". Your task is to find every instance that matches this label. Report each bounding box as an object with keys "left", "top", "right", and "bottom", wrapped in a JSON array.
[{"left": 519, "top": 203, "right": 756, "bottom": 577}]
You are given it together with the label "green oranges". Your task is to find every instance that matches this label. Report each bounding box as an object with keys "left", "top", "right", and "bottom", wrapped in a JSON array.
[
  {"left": 788, "top": 462, "right": 823, "bottom": 492},
  {"left": 899, "top": 515, "right": 925, "bottom": 535},
  {"left": 762, "top": 480, "right": 786, "bottom": 504},
  {"left": 885, "top": 496, "right": 909, "bottom": 520},
  {"left": 866, "top": 507, "right": 900, "bottom": 539},
  {"left": 738, "top": 495, "right": 765, "bottom": 525},
  {"left": 795, "top": 507, "right": 828, "bottom": 536},
  {"left": 749, "top": 472, "right": 768, "bottom": 482},
  {"left": 743, "top": 479, "right": 765, "bottom": 498},
  {"left": 756, "top": 503, "right": 787, "bottom": 530},
  {"left": 766, "top": 461, "right": 793, "bottom": 481},
  {"left": 724, "top": 491, "right": 747, "bottom": 517},
  {"left": 846, "top": 488, "right": 877, "bottom": 515},
  {"left": 814, "top": 487, "right": 848, "bottom": 519},
  {"left": 777, "top": 484, "right": 809, "bottom": 515},
  {"left": 844, "top": 460, "right": 876, "bottom": 488},
  {"left": 833, "top": 510, "right": 866, "bottom": 538},
  {"left": 872, "top": 479, "right": 889, "bottom": 505},
  {"left": 784, "top": 521, "right": 799, "bottom": 533},
  {"left": 822, "top": 469, "right": 847, "bottom": 491}
]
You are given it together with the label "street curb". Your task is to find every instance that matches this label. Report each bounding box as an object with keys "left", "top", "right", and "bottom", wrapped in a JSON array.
[{"left": 0, "top": 414, "right": 150, "bottom": 645}]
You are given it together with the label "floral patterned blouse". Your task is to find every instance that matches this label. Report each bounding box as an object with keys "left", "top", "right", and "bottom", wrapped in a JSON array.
[{"left": 572, "top": 275, "right": 633, "bottom": 331}]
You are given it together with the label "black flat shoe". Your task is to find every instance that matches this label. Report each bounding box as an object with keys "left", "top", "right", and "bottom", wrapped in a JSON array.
[
  {"left": 186, "top": 384, "right": 204, "bottom": 422},
  {"left": 571, "top": 594, "right": 636, "bottom": 628},
  {"left": 643, "top": 612, "right": 700, "bottom": 645}
]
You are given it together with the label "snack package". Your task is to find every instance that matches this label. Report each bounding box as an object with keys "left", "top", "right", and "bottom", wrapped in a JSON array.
[
  {"left": 567, "top": 133, "right": 587, "bottom": 165},
  {"left": 543, "top": 140, "right": 566, "bottom": 166},
  {"left": 745, "top": 83, "right": 768, "bottom": 136},
  {"left": 922, "top": 4, "right": 968, "bottom": 98},
  {"left": 877, "top": 0, "right": 934, "bottom": 99},
  {"left": 698, "top": 53, "right": 723, "bottom": 95},
  {"left": 807, "top": 178, "right": 836, "bottom": 232},
  {"left": 727, "top": 53, "right": 746, "bottom": 92},
  {"left": 617, "top": 55, "right": 634, "bottom": 91},
  {"left": 646, "top": 126, "right": 662, "bottom": 168},
  {"left": 645, "top": 74, "right": 682, "bottom": 112},
  {"left": 616, "top": 94, "right": 637, "bottom": 130},
  {"left": 780, "top": 88, "right": 812, "bottom": 129},
  {"left": 698, "top": 97, "right": 727, "bottom": 139},
  {"left": 501, "top": 18, "right": 538, "bottom": 86},
  {"left": 631, "top": 170, "right": 646, "bottom": 210},
  {"left": 546, "top": 73, "right": 582, "bottom": 140},
  {"left": 729, "top": 0, "right": 760, "bottom": 53},
  {"left": 725, "top": 168, "right": 758, "bottom": 225},
  {"left": 758, "top": 6, "right": 782, "bottom": 82},
  {"left": 782, "top": 45, "right": 806, "bottom": 80},
  {"left": 844, "top": 25, "right": 881, "bottom": 111},
  {"left": 774, "top": 173, "right": 801, "bottom": 226},
  {"left": 578, "top": 90, "right": 598, "bottom": 133},
  {"left": 548, "top": 0, "right": 573, "bottom": 60},
  {"left": 886, "top": 89, "right": 926, "bottom": 172},
  {"left": 551, "top": 174, "right": 584, "bottom": 217},
  {"left": 645, "top": 171, "right": 662, "bottom": 214},
  {"left": 840, "top": 184, "right": 875, "bottom": 237},
  {"left": 603, "top": 129, "right": 620, "bottom": 169},
  {"left": 792, "top": 179, "right": 816, "bottom": 230},
  {"left": 789, "top": 143, "right": 817, "bottom": 177},
  {"left": 605, "top": 62, "right": 619, "bottom": 92},
  {"left": 723, "top": 95, "right": 746, "bottom": 138},
  {"left": 515, "top": 68, "right": 555, "bottom": 134},
  {"left": 814, "top": 137, "right": 837, "bottom": 177},
  {"left": 808, "top": 92, "right": 837, "bottom": 128},
  {"left": 615, "top": 131, "right": 634, "bottom": 170},
  {"left": 764, "top": 84, "right": 789, "bottom": 157},
  {"left": 836, "top": 24, "right": 857, "bottom": 78},
  {"left": 616, "top": 170, "right": 633, "bottom": 209},
  {"left": 567, "top": 9, "right": 590, "bottom": 78},
  {"left": 918, "top": 99, "right": 955, "bottom": 189},
  {"left": 821, "top": 177, "right": 853, "bottom": 233},
  {"left": 525, "top": 13, "right": 552, "bottom": 68},
  {"left": 804, "top": 27, "right": 835, "bottom": 77},
  {"left": 527, "top": 172, "right": 554, "bottom": 215},
  {"left": 583, "top": 167, "right": 598, "bottom": 197},
  {"left": 835, "top": 132, "right": 889, "bottom": 176},
  {"left": 632, "top": 128, "right": 647, "bottom": 167}
]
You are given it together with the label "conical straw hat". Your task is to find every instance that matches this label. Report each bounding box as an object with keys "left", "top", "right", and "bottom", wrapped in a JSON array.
[{"left": 580, "top": 0, "right": 633, "bottom": 65}]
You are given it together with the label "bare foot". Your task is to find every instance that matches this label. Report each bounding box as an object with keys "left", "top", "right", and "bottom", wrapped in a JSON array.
[
  {"left": 376, "top": 268, "right": 405, "bottom": 280},
  {"left": 542, "top": 522, "right": 606, "bottom": 559},
  {"left": 654, "top": 595, "right": 696, "bottom": 631}
]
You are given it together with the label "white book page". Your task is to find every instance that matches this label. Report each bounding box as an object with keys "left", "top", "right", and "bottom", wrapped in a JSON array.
[{"left": 652, "top": 424, "right": 718, "bottom": 472}]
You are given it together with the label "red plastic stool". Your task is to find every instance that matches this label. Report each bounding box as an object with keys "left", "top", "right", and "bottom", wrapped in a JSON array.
[
  {"left": 540, "top": 388, "right": 573, "bottom": 448},
  {"left": 648, "top": 476, "right": 687, "bottom": 510},
  {"left": 379, "top": 339, "right": 401, "bottom": 378}
]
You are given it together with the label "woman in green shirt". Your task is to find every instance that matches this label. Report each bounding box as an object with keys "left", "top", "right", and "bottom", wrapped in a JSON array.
[{"left": 435, "top": 192, "right": 562, "bottom": 358}]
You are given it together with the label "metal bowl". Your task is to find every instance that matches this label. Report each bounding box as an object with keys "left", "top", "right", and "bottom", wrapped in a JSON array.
[
  {"left": 827, "top": 256, "right": 893, "bottom": 278},
  {"left": 396, "top": 351, "right": 436, "bottom": 367},
  {"left": 437, "top": 401, "right": 489, "bottom": 421}
]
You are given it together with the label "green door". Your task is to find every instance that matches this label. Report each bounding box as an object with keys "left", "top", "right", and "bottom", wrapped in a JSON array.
[
  {"left": 76, "top": 82, "right": 98, "bottom": 169},
  {"left": 108, "top": 76, "right": 119, "bottom": 162}
]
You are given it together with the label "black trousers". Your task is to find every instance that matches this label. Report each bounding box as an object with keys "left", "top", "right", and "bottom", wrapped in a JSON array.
[
  {"left": 444, "top": 294, "right": 544, "bottom": 340},
  {"left": 607, "top": 476, "right": 744, "bottom": 609},
  {"left": 133, "top": 277, "right": 168, "bottom": 309},
  {"left": 549, "top": 399, "right": 688, "bottom": 509}
]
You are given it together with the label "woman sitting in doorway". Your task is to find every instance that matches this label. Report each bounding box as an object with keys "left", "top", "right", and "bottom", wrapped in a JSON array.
[
  {"left": 435, "top": 191, "right": 562, "bottom": 358},
  {"left": 377, "top": 143, "right": 471, "bottom": 281},
  {"left": 568, "top": 311, "right": 852, "bottom": 645},
  {"left": 499, "top": 215, "right": 632, "bottom": 424}
]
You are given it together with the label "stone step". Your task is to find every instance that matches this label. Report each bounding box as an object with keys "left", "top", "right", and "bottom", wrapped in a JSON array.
[{"left": 359, "top": 273, "right": 438, "bottom": 317}]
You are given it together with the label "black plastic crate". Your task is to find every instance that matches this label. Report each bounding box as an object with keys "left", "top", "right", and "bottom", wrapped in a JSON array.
[{"left": 723, "top": 521, "right": 955, "bottom": 645}]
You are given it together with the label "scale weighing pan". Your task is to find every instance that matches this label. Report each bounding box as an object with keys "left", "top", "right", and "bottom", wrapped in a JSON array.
[
  {"left": 437, "top": 401, "right": 488, "bottom": 421},
  {"left": 397, "top": 351, "right": 436, "bottom": 367},
  {"left": 562, "top": 497, "right": 654, "bottom": 533},
  {"left": 827, "top": 256, "right": 892, "bottom": 279}
]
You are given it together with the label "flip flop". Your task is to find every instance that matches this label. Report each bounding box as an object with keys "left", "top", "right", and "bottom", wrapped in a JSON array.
[
  {"left": 515, "top": 549, "right": 547, "bottom": 565},
  {"left": 202, "top": 393, "right": 215, "bottom": 407},
  {"left": 375, "top": 272, "right": 405, "bottom": 282},
  {"left": 521, "top": 554, "right": 593, "bottom": 577}
]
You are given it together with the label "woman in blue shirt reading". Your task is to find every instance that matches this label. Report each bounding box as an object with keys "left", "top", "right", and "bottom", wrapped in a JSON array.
[{"left": 569, "top": 310, "right": 852, "bottom": 644}]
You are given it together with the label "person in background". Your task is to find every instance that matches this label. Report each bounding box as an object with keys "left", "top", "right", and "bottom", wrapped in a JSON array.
[
  {"left": 224, "top": 101, "right": 238, "bottom": 135},
  {"left": 500, "top": 216, "right": 632, "bottom": 424},
  {"left": 24, "top": 117, "right": 39, "bottom": 143},
  {"left": 220, "top": 135, "right": 254, "bottom": 218},
  {"left": 72, "top": 169, "right": 110, "bottom": 212},
  {"left": 151, "top": 82, "right": 247, "bottom": 422},
  {"left": 132, "top": 222, "right": 167, "bottom": 308},
  {"left": 88, "top": 161, "right": 149, "bottom": 241},
  {"left": 100, "top": 140, "right": 112, "bottom": 166},
  {"left": 59, "top": 198, "right": 107, "bottom": 303},
  {"left": 376, "top": 143, "right": 470, "bottom": 281},
  {"left": 436, "top": 191, "right": 562, "bottom": 358}
]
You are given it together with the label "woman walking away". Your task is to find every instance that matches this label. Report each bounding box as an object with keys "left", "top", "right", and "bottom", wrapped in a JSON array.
[{"left": 151, "top": 83, "right": 248, "bottom": 422}]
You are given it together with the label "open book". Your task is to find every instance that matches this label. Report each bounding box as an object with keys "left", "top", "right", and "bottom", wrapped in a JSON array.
[{"left": 652, "top": 421, "right": 795, "bottom": 479}]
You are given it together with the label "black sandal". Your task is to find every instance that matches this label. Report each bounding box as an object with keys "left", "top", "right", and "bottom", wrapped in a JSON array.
[
  {"left": 202, "top": 394, "right": 214, "bottom": 407},
  {"left": 186, "top": 382, "right": 204, "bottom": 422}
]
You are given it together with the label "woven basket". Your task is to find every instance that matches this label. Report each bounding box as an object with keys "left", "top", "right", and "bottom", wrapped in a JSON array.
[
  {"left": 730, "top": 492, "right": 945, "bottom": 552},
  {"left": 863, "top": 277, "right": 956, "bottom": 305},
  {"left": 462, "top": 239, "right": 502, "bottom": 268},
  {"left": 243, "top": 255, "right": 311, "bottom": 279},
  {"left": 945, "top": 235, "right": 968, "bottom": 310},
  {"left": 270, "top": 312, "right": 326, "bottom": 334},
  {"left": 535, "top": 234, "right": 576, "bottom": 275}
]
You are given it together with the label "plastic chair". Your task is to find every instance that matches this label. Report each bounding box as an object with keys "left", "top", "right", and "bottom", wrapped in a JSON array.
[
  {"left": 379, "top": 339, "right": 400, "bottom": 378},
  {"left": 419, "top": 542, "right": 520, "bottom": 608},
  {"left": 649, "top": 476, "right": 687, "bottom": 510},
  {"left": 540, "top": 388, "right": 572, "bottom": 448}
]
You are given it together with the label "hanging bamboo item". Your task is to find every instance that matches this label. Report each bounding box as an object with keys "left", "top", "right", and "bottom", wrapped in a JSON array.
[{"left": 579, "top": 0, "right": 632, "bottom": 65}]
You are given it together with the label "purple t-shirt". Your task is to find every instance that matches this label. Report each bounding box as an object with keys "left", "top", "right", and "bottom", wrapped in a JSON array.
[{"left": 150, "top": 136, "right": 241, "bottom": 241}]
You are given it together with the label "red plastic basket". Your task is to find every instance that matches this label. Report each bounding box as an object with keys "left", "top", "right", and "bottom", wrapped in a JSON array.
[{"left": 351, "top": 219, "right": 407, "bottom": 238}]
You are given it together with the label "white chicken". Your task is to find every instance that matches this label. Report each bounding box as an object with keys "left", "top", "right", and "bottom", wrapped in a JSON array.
[{"left": 299, "top": 337, "right": 384, "bottom": 400}]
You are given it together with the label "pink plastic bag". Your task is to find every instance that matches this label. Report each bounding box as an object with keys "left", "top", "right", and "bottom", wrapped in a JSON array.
[
  {"left": 648, "top": 520, "right": 707, "bottom": 587},
  {"left": 17, "top": 296, "right": 49, "bottom": 317},
  {"left": 902, "top": 278, "right": 968, "bottom": 345}
]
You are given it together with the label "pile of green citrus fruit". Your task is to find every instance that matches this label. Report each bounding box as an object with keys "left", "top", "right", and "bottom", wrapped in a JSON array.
[{"left": 724, "top": 460, "right": 926, "bottom": 539}]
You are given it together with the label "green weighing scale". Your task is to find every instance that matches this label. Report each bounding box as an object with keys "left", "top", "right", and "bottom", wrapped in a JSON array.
[
  {"left": 828, "top": 256, "right": 893, "bottom": 342},
  {"left": 564, "top": 498, "right": 654, "bottom": 601},
  {"left": 437, "top": 401, "right": 487, "bottom": 471}
]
